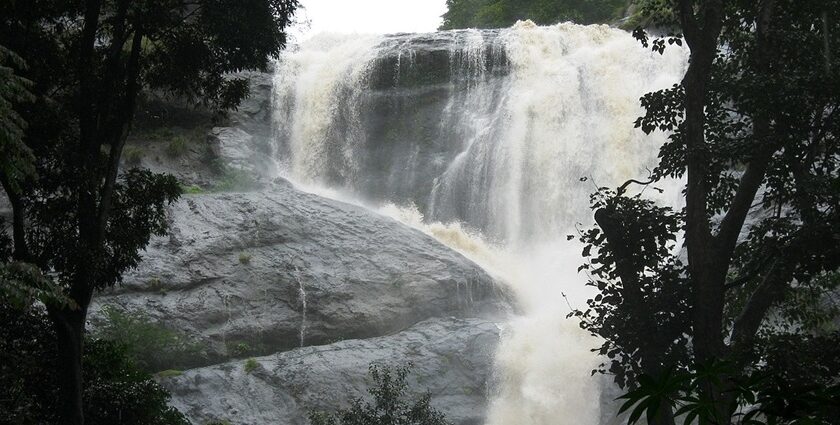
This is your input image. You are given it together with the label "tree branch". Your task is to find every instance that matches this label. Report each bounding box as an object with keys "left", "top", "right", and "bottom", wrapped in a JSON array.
[
  {"left": 713, "top": 0, "right": 778, "bottom": 263},
  {"left": 617, "top": 178, "right": 662, "bottom": 196},
  {"left": 97, "top": 27, "right": 144, "bottom": 242},
  {"left": 729, "top": 258, "right": 791, "bottom": 354}
]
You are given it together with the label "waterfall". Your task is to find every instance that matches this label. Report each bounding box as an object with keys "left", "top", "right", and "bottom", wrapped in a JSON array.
[{"left": 270, "top": 21, "right": 687, "bottom": 424}]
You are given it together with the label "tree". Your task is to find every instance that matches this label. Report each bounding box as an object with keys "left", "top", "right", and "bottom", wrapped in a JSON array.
[
  {"left": 572, "top": 0, "right": 840, "bottom": 423},
  {"left": 309, "top": 364, "right": 451, "bottom": 425},
  {"left": 0, "top": 45, "right": 36, "bottom": 193},
  {"left": 0, "top": 302, "right": 190, "bottom": 425},
  {"left": 439, "top": 0, "right": 627, "bottom": 30},
  {"left": 0, "top": 1, "right": 297, "bottom": 423}
]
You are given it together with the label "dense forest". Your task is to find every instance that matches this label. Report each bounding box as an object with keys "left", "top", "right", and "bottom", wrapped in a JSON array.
[{"left": 439, "top": 0, "right": 629, "bottom": 29}]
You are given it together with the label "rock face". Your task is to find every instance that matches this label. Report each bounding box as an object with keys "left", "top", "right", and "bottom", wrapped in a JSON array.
[
  {"left": 97, "top": 70, "right": 511, "bottom": 425},
  {"left": 209, "top": 71, "right": 279, "bottom": 181},
  {"left": 93, "top": 180, "right": 510, "bottom": 365},
  {"left": 163, "top": 317, "right": 500, "bottom": 425}
]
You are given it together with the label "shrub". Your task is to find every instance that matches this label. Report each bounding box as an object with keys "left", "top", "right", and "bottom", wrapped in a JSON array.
[
  {"left": 0, "top": 302, "right": 189, "bottom": 425},
  {"left": 238, "top": 252, "right": 252, "bottom": 265},
  {"left": 83, "top": 340, "right": 190, "bottom": 425},
  {"left": 93, "top": 305, "right": 206, "bottom": 373},
  {"left": 309, "top": 364, "right": 451, "bottom": 425},
  {"left": 165, "top": 135, "right": 189, "bottom": 158},
  {"left": 226, "top": 341, "right": 252, "bottom": 357},
  {"left": 244, "top": 358, "right": 259, "bottom": 374},
  {"left": 181, "top": 184, "right": 205, "bottom": 194}
]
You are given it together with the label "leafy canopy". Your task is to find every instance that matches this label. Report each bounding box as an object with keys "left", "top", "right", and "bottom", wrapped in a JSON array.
[
  {"left": 572, "top": 0, "right": 840, "bottom": 422},
  {"left": 440, "top": 0, "right": 627, "bottom": 30},
  {"left": 310, "top": 364, "right": 451, "bottom": 425}
]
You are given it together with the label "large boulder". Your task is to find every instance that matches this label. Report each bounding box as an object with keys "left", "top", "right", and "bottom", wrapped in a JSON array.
[
  {"left": 163, "top": 317, "right": 500, "bottom": 425},
  {"left": 92, "top": 180, "right": 510, "bottom": 365}
]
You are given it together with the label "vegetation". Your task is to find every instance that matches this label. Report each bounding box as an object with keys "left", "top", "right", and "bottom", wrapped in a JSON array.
[
  {"left": 226, "top": 341, "right": 253, "bottom": 357},
  {"left": 123, "top": 145, "right": 145, "bottom": 166},
  {"left": 243, "top": 358, "right": 260, "bottom": 374},
  {"left": 0, "top": 45, "right": 35, "bottom": 191},
  {"left": 440, "top": 0, "right": 627, "bottom": 29},
  {"left": 309, "top": 364, "right": 451, "bottom": 425},
  {"left": 213, "top": 166, "right": 260, "bottom": 192},
  {"left": 181, "top": 184, "right": 207, "bottom": 195},
  {"left": 573, "top": 0, "right": 840, "bottom": 423},
  {"left": 92, "top": 306, "right": 206, "bottom": 373},
  {"left": 0, "top": 1, "right": 298, "bottom": 423},
  {"left": 155, "top": 369, "right": 184, "bottom": 378},
  {"left": 165, "top": 135, "right": 190, "bottom": 158},
  {"left": 238, "top": 252, "right": 252, "bottom": 265},
  {"left": 0, "top": 303, "right": 189, "bottom": 425}
]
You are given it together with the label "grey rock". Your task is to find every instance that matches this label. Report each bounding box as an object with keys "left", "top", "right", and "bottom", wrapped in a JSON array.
[
  {"left": 163, "top": 317, "right": 500, "bottom": 425},
  {"left": 92, "top": 182, "right": 510, "bottom": 365},
  {"left": 208, "top": 127, "right": 261, "bottom": 176}
]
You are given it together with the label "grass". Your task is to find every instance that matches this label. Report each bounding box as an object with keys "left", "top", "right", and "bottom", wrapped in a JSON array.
[
  {"left": 238, "top": 252, "right": 252, "bottom": 265},
  {"left": 180, "top": 184, "right": 206, "bottom": 195},
  {"left": 213, "top": 167, "right": 258, "bottom": 192},
  {"left": 165, "top": 135, "right": 189, "bottom": 158},
  {"left": 244, "top": 358, "right": 259, "bottom": 374},
  {"left": 155, "top": 369, "right": 183, "bottom": 378},
  {"left": 176, "top": 166, "right": 259, "bottom": 196}
]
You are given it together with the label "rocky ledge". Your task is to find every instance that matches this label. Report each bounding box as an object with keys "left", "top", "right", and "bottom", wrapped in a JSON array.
[{"left": 164, "top": 317, "right": 500, "bottom": 425}]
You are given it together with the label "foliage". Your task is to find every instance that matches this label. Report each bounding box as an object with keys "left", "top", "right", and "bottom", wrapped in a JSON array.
[
  {"left": 243, "top": 358, "right": 259, "bottom": 374},
  {"left": 0, "top": 45, "right": 36, "bottom": 192},
  {"left": 574, "top": 0, "right": 840, "bottom": 423},
  {"left": 238, "top": 252, "right": 252, "bottom": 265},
  {"left": 309, "top": 364, "right": 451, "bottom": 425},
  {"left": 618, "top": 357, "right": 840, "bottom": 425},
  {"left": 92, "top": 305, "right": 206, "bottom": 373},
  {"left": 621, "top": 0, "right": 679, "bottom": 30},
  {"left": 82, "top": 339, "right": 192, "bottom": 425},
  {"left": 181, "top": 184, "right": 206, "bottom": 195},
  {"left": 0, "top": 2, "right": 298, "bottom": 420},
  {"left": 0, "top": 261, "right": 75, "bottom": 311},
  {"left": 0, "top": 302, "right": 190, "bottom": 425},
  {"left": 570, "top": 188, "right": 689, "bottom": 388},
  {"left": 165, "top": 135, "right": 189, "bottom": 158},
  {"left": 440, "top": 0, "right": 627, "bottom": 29},
  {"left": 24, "top": 168, "right": 182, "bottom": 293},
  {"left": 226, "top": 341, "right": 252, "bottom": 357}
]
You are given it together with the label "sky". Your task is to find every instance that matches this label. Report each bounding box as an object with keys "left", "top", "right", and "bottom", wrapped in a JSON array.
[{"left": 294, "top": 0, "right": 448, "bottom": 36}]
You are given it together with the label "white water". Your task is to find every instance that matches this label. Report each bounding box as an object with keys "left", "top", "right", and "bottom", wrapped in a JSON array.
[{"left": 270, "top": 21, "right": 687, "bottom": 424}]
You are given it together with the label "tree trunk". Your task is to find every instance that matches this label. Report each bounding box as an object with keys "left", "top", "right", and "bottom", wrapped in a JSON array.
[{"left": 48, "top": 306, "right": 88, "bottom": 425}]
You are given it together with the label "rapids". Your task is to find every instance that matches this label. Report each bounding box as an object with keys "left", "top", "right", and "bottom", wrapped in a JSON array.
[{"left": 270, "top": 21, "right": 687, "bottom": 424}]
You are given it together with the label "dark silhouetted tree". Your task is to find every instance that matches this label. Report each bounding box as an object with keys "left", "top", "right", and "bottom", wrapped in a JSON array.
[
  {"left": 572, "top": 0, "right": 840, "bottom": 424},
  {"left": 0, "top": 1, "right": 297, "bottom": 423}
]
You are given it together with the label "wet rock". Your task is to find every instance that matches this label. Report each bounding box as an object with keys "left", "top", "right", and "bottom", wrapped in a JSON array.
[
  {"left": 163, "top": 317, "right": 500, "bottom": 425},
  {"left": 92, "top": 181, "right": 510, "bottom": 365}
]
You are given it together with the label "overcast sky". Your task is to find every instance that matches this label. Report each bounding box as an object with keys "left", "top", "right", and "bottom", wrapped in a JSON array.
[{"left": 295, "top": 0, "right": 448, "bottom": 36}]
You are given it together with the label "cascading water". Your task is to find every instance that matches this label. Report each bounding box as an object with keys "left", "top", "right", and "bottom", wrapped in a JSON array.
[{"left": 270, "top": 21, "right": 687, "bottom": 424}]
